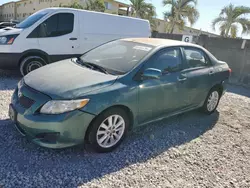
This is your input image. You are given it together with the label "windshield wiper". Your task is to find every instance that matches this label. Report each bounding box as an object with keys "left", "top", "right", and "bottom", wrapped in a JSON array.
[
  {"left": 76, "top": 58, "right": 108, "bottom": 74},
  {"left": 75, "top": 58, "right": 94, "bottom": 69},
  {"left": 86, "top": 62, "right": 109, "bottom": 74}
]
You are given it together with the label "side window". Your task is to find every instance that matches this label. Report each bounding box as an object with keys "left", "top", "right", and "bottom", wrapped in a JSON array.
[
  {"left": 184, "top": 48, "right": 210, "bottom": 68},
  {"left": 57, "top": 13, "right": 74, "bottom": 36},
  {"left": 28, "top": 13, "right": 74, "bottom": 38},
  {"left": 147, "top": 48, "right": 182, "bottom": 73},
  {"left": 41, "top": 14, "right": 57, "bottom": 37}
]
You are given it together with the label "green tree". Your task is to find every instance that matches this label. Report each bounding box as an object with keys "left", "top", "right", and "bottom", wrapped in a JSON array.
[
  {"left": 85, "top": 0, "right": 105, "bottom": 12},
  {"left": 59, "top": 1, "right": 84, "bottom": 9},
  {"left": 163, "top": 0, "right": 199, "bottom": 33},
  {"left": 129, "top": 0, "right": 157, "bottom": 30},
  {"left": 61, "top": 0, "right": 105, "bottom": 12},
  {"left": 212, "top": 4, "right": 250, "bottom": 38}
]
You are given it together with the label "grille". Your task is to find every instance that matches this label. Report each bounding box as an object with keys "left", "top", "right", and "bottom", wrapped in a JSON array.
[{"left": 19, "top": 95, "right": 34, "bottom": 109}]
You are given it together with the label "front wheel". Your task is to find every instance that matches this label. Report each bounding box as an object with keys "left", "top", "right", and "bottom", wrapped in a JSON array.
[
  {"left": 202, "top": 88, "right": 221, "bottom": 114},
  {"left": 87, "top": 108, "right": 129, "bottom": 153},
  {"left": 20, "top": 56, "right": 47, "bottom": 76}
]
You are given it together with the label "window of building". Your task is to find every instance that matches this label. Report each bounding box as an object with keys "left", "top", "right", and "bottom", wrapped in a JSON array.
[{"left": 104, "top": 2, "right": 113, "bottom": 10}]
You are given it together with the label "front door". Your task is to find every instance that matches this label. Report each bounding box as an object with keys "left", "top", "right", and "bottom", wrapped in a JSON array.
[
  {"left": 137, "top": 47, "right": 189, "bottom": 124},
  {"left": 36, "top": 11, "right": 79, "bottom": 61}
]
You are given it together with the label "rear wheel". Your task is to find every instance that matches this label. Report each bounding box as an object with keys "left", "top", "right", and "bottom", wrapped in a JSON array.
[
  {"left": 87, "top": 108, "right": 129, "bottom": 153},
  {"left": 20, "top": 56, "right": 47, "bottom": 76},
  {"left": 202, "top": 88, "right": 221, "bottom": 114}
]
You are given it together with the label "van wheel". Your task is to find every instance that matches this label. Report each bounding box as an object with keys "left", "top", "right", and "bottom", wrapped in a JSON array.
[
  {"left": 87, "top": 108, "right": 129, "bottom": 153},
  {"left": 20, "top": 56, "right": 47, "bottom": 76}
]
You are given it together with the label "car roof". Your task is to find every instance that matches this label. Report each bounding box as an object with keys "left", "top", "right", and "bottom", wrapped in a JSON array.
[
  {"left": 122, "top": 38, "right": 219, "bottom": 63},
  {"left": 121, "top": 38, "right": 201, "bottom": 48}
]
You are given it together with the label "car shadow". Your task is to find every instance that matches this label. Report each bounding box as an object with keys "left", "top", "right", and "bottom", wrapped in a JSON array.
[
  {"left": 0, "top": 69, "right": 21, "bottom": 90},
  {"left": 227, "top": 84, "right": 250, "bottom": 98},
  {"left": 0, "top": 110, "right": 219, "bottom": 187}
]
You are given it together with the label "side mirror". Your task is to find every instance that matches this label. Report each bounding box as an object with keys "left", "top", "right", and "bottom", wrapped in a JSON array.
[{"left": 142, "top": 68, "right": 162, "bottom": 80}]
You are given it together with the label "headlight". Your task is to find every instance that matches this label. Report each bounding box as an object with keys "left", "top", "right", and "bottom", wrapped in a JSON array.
[
  {"left": 0, "top": 34, "right": 18, "bottom": 45},
  {"left": 40, "top": 99, "right": 89, "bottom": 114},
  {"left": 0, "top": 37, "right": 7, "bottom": 44}
]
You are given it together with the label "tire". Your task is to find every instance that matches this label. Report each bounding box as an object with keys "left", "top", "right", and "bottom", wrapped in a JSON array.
[
  {"left": 87, "top": 108, "right": 129, "bottom": 153},
  {"left": 20, "top": 56, "right": 47, "bottom": 76},
  {"left": 202, "top": 87, "right": 221, "bottom": 114}
]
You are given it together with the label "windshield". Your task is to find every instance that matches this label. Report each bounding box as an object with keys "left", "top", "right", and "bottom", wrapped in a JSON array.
[
  {"left": 16, "top": 11, "right": 49, "bottom": 29},
  {"left": 80, "top": 40, "right": 154, "bottom": 74}
]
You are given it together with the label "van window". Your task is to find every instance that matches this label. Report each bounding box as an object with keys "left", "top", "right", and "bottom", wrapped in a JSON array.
[
  {"left": 28, "top": 13, "right": 74, "bottom": 38},
  {"left": 16, "top": 11, "right": 48, "bottom": 29}
]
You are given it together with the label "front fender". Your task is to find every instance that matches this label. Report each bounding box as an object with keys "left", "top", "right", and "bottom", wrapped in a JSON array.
[{"left": 80, "top": 81, "right": 139, "bottom": 122}]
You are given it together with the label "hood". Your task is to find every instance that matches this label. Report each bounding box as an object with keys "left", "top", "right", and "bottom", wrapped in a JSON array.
[
  {"left": 0, "top": 27, "right": 23, "bottom": 36},
  {"left": 24, "top": 59, "right": 118, "bottom": 99}
]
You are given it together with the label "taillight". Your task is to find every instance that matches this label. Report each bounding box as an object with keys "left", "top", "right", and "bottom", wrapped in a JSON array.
[{"left": 229, "top": 68, "right": 232, "bottom": 73}]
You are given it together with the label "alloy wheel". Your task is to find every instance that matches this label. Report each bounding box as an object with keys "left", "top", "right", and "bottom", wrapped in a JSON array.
[
  {"left": 96, "top": 115, "right": 125, "bottom": 148},
  {"left": 207, "top": 91, "right": 219, "bottom": 112}
]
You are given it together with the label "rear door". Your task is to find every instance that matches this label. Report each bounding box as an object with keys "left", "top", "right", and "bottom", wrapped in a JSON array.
[
  {"left": 181, "top": 47, "right": 215, "bottom": 107},
  {"left": 34, "top": 11, "right": 79, "bottom": 61}
]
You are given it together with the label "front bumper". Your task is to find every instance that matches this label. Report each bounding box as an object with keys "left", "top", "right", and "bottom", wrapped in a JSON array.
[
  {"left": 14, "top": 109, "right": 95, "bottom": 148},
  {"left": 10, "top": 83, "right": 95, "bottom": 148},
  {"left": 0, "top": 52, "right": 21, "bottom": 69}
]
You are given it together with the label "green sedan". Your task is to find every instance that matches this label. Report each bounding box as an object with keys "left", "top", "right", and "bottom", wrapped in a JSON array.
[{"left": 9, "top": 38, "right": 231, "bottom": 152}]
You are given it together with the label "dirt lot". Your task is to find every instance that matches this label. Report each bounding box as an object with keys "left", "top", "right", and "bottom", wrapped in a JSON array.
[{"left": 0, "top": 70, "right": 250, "bottom": 188}]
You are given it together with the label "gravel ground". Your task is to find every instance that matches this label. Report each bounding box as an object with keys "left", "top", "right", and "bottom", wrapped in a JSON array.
[{"left": 0, "top": 70, "right": 250, "bottom": 188}]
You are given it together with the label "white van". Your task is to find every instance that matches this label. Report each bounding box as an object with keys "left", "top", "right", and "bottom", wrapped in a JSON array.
[{"left": 0, "top": 8, "right": 151, "bottom": 75}]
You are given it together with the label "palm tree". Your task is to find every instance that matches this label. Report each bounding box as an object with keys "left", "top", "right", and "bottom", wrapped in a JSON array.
[
  {"left": 163, "top": 0, "right": 199, "bottom": 34},
  {"left": 212, "top": 4, "right": 250, "bottom": 38},
  {"left": 129, "top": 0, "right": 157, "bottom": 30},
  {"left": 130, "top": 0, "right": 156, "bottom": 18}
]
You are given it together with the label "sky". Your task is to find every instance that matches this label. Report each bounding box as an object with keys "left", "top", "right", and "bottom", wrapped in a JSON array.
[
  {"left": 149, "top": 0, "right": 250, "bottom": 37},
  {"left": 0, "top": 0, "right": 250, "bottom": 37}
]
